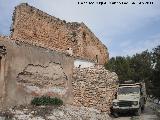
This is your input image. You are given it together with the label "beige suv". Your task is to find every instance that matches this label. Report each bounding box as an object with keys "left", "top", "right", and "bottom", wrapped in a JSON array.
[{"left": 111, "top": 83, "right": 146, "bottom": 117}]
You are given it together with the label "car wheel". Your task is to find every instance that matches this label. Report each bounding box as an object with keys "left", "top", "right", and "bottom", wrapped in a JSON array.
[
  {"left": 141, "top": 105, "right": 145, "bottom": 112},
  {"left": 113, "top": 112, "right": 119, "bottom": 118},
  {"left": 135, "top": 107, "right": 141, "bottom": 116}
]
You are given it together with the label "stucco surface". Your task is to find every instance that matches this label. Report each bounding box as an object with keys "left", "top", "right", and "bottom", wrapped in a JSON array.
[{"left": 0, "top": 36, "right": 74, "bottom": 108}]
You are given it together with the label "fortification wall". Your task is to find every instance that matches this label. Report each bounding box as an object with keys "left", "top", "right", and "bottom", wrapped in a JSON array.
[
  {"left": 11, "top": 3, "right": 109, "bottom": 64},
  {"left": 72, "top": 66, "right": 118, "bottom": 112},
  {"left": 0, "top": 37, "right": 74, "bottom": 108}
]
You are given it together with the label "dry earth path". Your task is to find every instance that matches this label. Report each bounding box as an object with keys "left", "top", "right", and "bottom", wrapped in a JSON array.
[{"left": 112, "top": 102, "right": 158, "bottom": 120}]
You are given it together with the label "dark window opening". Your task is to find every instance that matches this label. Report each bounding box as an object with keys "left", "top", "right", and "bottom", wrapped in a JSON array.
[{"left": 96, "top": 55, "right": 98, "bottom": 63}]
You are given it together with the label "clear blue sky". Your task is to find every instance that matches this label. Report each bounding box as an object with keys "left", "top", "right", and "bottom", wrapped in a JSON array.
[{"left": 0, "top": 0, "right": 160, "bottom": 57}]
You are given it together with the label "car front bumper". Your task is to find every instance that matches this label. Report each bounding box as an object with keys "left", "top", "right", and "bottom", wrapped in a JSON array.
[{"left": 112, "top": 107, "right": 139, "bottom": 113}]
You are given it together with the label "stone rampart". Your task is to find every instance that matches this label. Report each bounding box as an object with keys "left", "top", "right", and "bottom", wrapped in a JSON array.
[{"left": 11, "top": 3, "right": 109, "bottom": 64}]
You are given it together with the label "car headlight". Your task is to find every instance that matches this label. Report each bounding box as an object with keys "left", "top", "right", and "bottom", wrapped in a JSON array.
[
  {"left": 113, "top": 102, "right": 118, "bottom": 106},
  {"left": 132, "top": 101, "right": 138, "bottom": 106}
]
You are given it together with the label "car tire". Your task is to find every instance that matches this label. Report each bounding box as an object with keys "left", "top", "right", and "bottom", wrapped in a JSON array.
[
  {"left": 113, "top": 112, "right": 119, "bottom": 118},
  {"left": 141, "top": 105, "right": 145, "bottom": 112},
  {"left": 135, "top": 107, "right": 141, "bottom": 116}
]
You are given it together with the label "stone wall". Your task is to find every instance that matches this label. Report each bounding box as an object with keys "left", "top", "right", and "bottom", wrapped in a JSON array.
[
  {"left": 10, "top": 3, "right": 109, "bottom": 64},
  {"left": 0, "top": 36, "right": 74, "bottom": 109},
  {"left": 72, "top": 66, "right": 118, "bottom": 112}
]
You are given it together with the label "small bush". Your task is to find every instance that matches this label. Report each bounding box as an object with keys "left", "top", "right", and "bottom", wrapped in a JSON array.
[{"left": 31, "top": 96, "right": 63, "bottom": 106}]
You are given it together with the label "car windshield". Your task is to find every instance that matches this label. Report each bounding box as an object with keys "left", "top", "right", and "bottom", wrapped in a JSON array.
[{"left": 118, "top": 87, "right": 140, "bottom": 94}]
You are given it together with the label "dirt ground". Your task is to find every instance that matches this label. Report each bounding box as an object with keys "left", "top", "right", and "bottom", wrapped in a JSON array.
[{"left": 112, "top": 102, "right": 159, "bottom": 120}]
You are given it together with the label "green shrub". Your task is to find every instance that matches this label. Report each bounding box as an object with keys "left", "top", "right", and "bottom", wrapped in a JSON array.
[{"left": 31, "top": 96, "right": 63, "bottom": 106}]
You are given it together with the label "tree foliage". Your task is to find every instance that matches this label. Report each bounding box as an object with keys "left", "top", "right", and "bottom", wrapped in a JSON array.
[
  {"left": 151, "top": 46, "right": 160, "bottom": 99},
  {"left": 104, "top": 45, "right": 160, "bottom": 98}
]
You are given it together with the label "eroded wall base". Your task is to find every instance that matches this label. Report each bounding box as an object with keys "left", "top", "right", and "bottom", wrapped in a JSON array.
[{"left": 17, "top": 62, "right": 68, "bottom": 96}]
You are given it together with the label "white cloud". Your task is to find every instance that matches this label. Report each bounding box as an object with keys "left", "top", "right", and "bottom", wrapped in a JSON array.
[
  {"left": 15, "top": 0, "right": 160, "bottom": 58},
  {"left": 0, "top": 0, "right": 160, "bottom": 57},
  {"left": 121, "top": 33, "right": 160, "bottom": 56},
  {"left": 119, "top": 40, "right": 132, "bottom": 47}
]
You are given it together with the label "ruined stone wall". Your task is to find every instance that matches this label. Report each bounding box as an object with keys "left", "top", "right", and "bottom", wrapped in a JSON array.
[
  {"left": 72, "top": 66, "right": 118, "bottom": 112},
  {"left": 11, "top": 3, "right": 109, "bottom": 64},
  {"left": 0, "top": 36, "right": 74, "bottom": 108}
]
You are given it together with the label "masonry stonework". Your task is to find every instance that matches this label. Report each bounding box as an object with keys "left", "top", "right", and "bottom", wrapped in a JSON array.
[
  {"left": 11, "top": 3, "right": 109, "bottom": 64},
  {"left": 72, "top": 66, "right": 118, "bottom": 112},
  {"left": 0, "top": 4, "right": 118, "bottom": 115}
]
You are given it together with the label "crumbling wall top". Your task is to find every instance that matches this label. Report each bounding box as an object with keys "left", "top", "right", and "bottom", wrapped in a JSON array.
[{"left": 10, "top": 3, "right": 109, "bottom": 64}]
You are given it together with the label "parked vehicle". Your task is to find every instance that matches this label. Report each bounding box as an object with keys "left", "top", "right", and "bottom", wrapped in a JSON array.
[{"left": 111, "top": 81, "right": 146, "bottom": 117}]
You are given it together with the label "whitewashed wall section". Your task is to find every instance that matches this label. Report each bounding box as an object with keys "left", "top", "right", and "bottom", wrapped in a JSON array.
[{"left": 74, "top": 59, "right": 95, "bottom": 68}]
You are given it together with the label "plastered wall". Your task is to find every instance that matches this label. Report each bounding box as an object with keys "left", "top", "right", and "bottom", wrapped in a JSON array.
[{"left": 0, "top": 36, "right": 74, "bottom": 109}]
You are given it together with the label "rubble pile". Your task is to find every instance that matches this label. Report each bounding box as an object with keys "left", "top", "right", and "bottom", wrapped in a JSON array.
[
  {"left": 72, "top": 65, "right": 118, "bottom": 112},
  {"left": 0, "top": 105, "right": 112, "bottom": 120}
]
